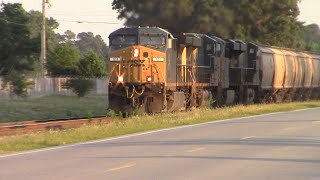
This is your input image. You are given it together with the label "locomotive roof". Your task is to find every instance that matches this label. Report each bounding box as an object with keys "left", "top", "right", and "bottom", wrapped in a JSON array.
[
  {"left": 109, "top": 27, "right": 173, "bottom": 38},
  {"left": 186, "top": 34, "right": 221, "bottom": 43}
]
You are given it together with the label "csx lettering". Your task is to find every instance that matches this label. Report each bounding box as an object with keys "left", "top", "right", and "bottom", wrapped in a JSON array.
[{"left": 127, "top": 60, "right": 145, "bottom": 67}]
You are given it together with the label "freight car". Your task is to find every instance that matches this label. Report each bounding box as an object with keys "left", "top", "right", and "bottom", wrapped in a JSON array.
[{"left": 107, "top": 27, "right": 320, "bottom": 113}]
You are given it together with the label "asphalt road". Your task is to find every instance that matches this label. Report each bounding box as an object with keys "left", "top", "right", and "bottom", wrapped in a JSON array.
[{"left": 1, "top": 108, "right": 320, "bottom": 180}]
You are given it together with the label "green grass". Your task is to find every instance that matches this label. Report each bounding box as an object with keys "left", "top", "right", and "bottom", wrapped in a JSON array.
[
  {"left": 0, "top": 102, "right": 320, "bottom": 153},
  {"left": 0, "top": 95, "right": 107, "bottom": 123},
  {"left": 0, "top": 101, "right": 320, "bottom": 154}
]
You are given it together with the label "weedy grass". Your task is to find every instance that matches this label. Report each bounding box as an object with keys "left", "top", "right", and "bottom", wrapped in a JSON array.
[
  {"left": 0, "top": 101, "right": 320, "bottom": 154},
  {"left": 0, "top": 95, "right": 107, "bottom": 123}
]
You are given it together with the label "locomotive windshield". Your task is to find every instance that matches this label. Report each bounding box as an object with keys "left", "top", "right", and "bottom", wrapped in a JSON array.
[
  {"left": 140, "top": 34, "right": 166, "bottom": 48},
  {"left": 111, "top": 35, "right": 137, "bottom": 45},
  {"left": 110, "top": 34, "right": 137, "bottom": 51}
]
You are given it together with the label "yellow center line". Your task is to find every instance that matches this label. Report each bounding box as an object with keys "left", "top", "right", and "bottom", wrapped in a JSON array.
[
  {"left": 241, "top": 136, "right": 256, "bottom": 140},
  {"left": 186, "top": 147, "right": 206, "bottom": 153},
  {"left": 283, "top": 127, "right": 298, "bottom": 131},
  {"left": 107, "top": 163, "right": 136, "bottom": 172}
]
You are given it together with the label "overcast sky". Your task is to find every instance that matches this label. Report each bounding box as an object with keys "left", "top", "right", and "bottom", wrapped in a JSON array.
[{"left": 1, "top": 0, "right": 319, "bottom": 44}]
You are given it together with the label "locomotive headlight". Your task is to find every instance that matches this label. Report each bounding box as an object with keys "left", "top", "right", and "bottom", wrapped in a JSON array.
[
  {"left": 118, "top": 76, "right": 124, "bottom": 82},
  {"left": 147, "top": 76, "right": 152, "bottom": 82},
  {"left": 133, "top": 49, "right": 139, "bottom": 57}
]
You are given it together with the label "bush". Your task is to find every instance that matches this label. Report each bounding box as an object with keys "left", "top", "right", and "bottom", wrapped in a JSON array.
[
  {"left": 63, "top": 78, "right": 94, "bottom": 97},
  {"left": 2, "top": 72, "right": 33, "bottom": 98}
]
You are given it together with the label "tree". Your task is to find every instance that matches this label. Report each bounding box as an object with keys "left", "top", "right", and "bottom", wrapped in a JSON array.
[
  {"left": 64, "top": 51, "right": 106, "bottom": 97},
  {"left": 57, "top": 30, "right": 76, "bottom": 45},
  {"left": 27, "top": 10, "right": 59, "bottom": 73},
  {"left": 112, "top": 0, "right": 305, "bottom": 49},
  {"left": 303, "top": 24, "right": 320, "bottom": 53},
  {"left": 27, "top": 10, "right": 59, "bottom": 51},
  {"left": 79, "top": 50, "right": 106, "bottom": 78},
  {"left": 0, "top": 3, "right": 40, "bottom": 75},
  {"left": 62, "top": 78, "right": 94, "bottom": 98},
  {"left": 46, "top": 43, "right": 80, "bottom": 76},
  {"left": 76, "top": 32, "right": 108, "bottom": 59},
  {"left": 1, "top": 71, "right": 34, "bottom": 98},
  {"left": 0, "top": 3, "right": 40, "bottom": 97},
  {"left": 47, "top": 45, "right": 106, "bottom": 97},
  {"left": 112, "top": 0, "right": 230, "bottom": 35},
  {"left": 223, "top": 0, "right": 304, "bottom": 48}
]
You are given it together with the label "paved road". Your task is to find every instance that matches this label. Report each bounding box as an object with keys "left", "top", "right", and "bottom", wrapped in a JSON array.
[{"left": 1, "top": 108, "right": 320, "bottom": 180}]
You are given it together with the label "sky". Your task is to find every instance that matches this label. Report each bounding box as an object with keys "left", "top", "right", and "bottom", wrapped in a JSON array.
[
  {"left": 2, "top": 0, "right": 124, "bottom": 43},
  {"left": 1, "top": 0, "right": 319, "bottom": 45}
]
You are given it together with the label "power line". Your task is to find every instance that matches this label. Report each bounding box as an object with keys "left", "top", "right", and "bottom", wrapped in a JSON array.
[
  {"left": 0, "top": 16, "right": 122, "bottom": 26},
  {"left": 57, "top": 19, "right": 121, "bottom": 24},
  {"left": 0, "top": 16, "right": 29, "bottom": 26},
  {"left": 48, "top": 10, "right": 117, "bottom": 13},
  {"left": 47, "top": 11, "right": 118, "bottom": 15},
  {"left": 48, "top": 13, "right": 118, "bottom": 17}
]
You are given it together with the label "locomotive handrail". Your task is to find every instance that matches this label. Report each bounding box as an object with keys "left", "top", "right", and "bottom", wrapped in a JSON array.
[
  {"left": 177, "top": 64, "right": 193, "bottom": 67},
  {"left": 125, "top": 86, "right": 145, "bottom": 98},
  {"left": 125, "top": 86, "right": 135, "bottom": 98},
  {"left": 194, "top": 66, "right": 212, "bottom": 68},
  {"left": 107, "top": 63, "right": 120, "bottom": 83},
  {"left": 153, "top": 64, "right": 166, "bottom": 84},
  {"left": 187, "top": 68, "right": 196, "bottom": 83},
  {"left": 134, "top": 86, "right": 145, "bottom": 96}
]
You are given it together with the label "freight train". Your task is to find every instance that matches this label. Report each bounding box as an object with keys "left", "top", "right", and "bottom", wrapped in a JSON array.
[{"left": 107, "top": 27, "right": 320, "bottom": 113}]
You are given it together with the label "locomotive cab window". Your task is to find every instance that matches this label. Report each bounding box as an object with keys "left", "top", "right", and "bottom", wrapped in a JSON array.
[
  {"left": 216, "top": 43, "right": 222, "bottom": 57},
  {"left": 140, "top": 34, "right": 166, "bottom": 48},
  {"left": 206, "top": 44, "right": 215, "bottom": 55},
  {"left": 110, "top": 35, "right": 137, "bottom": 50},
  {"left": 206, "top": 44, "right": 212, "bottom": 52}
]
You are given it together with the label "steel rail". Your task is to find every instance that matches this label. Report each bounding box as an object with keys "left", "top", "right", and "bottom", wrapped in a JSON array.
[{"left": 0, "top": 117, "right": 111, "bottom": 136}]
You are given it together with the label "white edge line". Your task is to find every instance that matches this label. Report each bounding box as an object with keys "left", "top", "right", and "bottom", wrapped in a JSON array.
[
  {"left": 1, "top": 107, "right": 319, "bottom": 159},
  {"left": 241, "top": 136, "right": 256, "bottom": 140}
]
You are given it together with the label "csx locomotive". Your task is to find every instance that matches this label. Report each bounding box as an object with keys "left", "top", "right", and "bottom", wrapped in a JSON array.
[{"left": 108, "top": 27, "right": 320, "bottom": 113}]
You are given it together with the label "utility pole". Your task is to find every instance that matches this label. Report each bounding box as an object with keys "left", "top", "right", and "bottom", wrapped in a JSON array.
[{"left": 41, "top": 0, "right": 46, "bottom": 78}]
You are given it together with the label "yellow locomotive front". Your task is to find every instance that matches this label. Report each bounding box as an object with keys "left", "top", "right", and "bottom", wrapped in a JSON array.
[{"left": 108, "top": 27, "right": 171, "bottom": 113}]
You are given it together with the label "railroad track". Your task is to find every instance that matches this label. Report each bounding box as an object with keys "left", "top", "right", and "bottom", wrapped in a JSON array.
[{"left": 0, "top": 117, "right": 111, "bottom": 136}]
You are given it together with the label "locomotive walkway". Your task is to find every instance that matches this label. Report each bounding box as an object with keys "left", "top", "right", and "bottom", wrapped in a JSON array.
[{"left": 0, "top": 108, "right": 320, "bottom": 179}]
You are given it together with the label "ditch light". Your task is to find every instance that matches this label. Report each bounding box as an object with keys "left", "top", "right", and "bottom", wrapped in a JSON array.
[{"left": 118, "top": 76, "right": 124, "bottom": 82}]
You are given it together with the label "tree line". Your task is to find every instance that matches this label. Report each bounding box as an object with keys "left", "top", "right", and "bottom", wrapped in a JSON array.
[
  {"left": 0, "top": 3, "right": 108, "bottom": 97},
  {"left": 112, "top": 0, "right": 320, "bottom": 52}
]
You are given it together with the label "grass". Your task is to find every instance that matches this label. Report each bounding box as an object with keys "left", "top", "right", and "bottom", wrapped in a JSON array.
[
  {"left": 0, "top": 95, "right": 107, "bottom": 123},
  {"left": 0, "top": 101, "right": 320, "bottom": 154}
]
